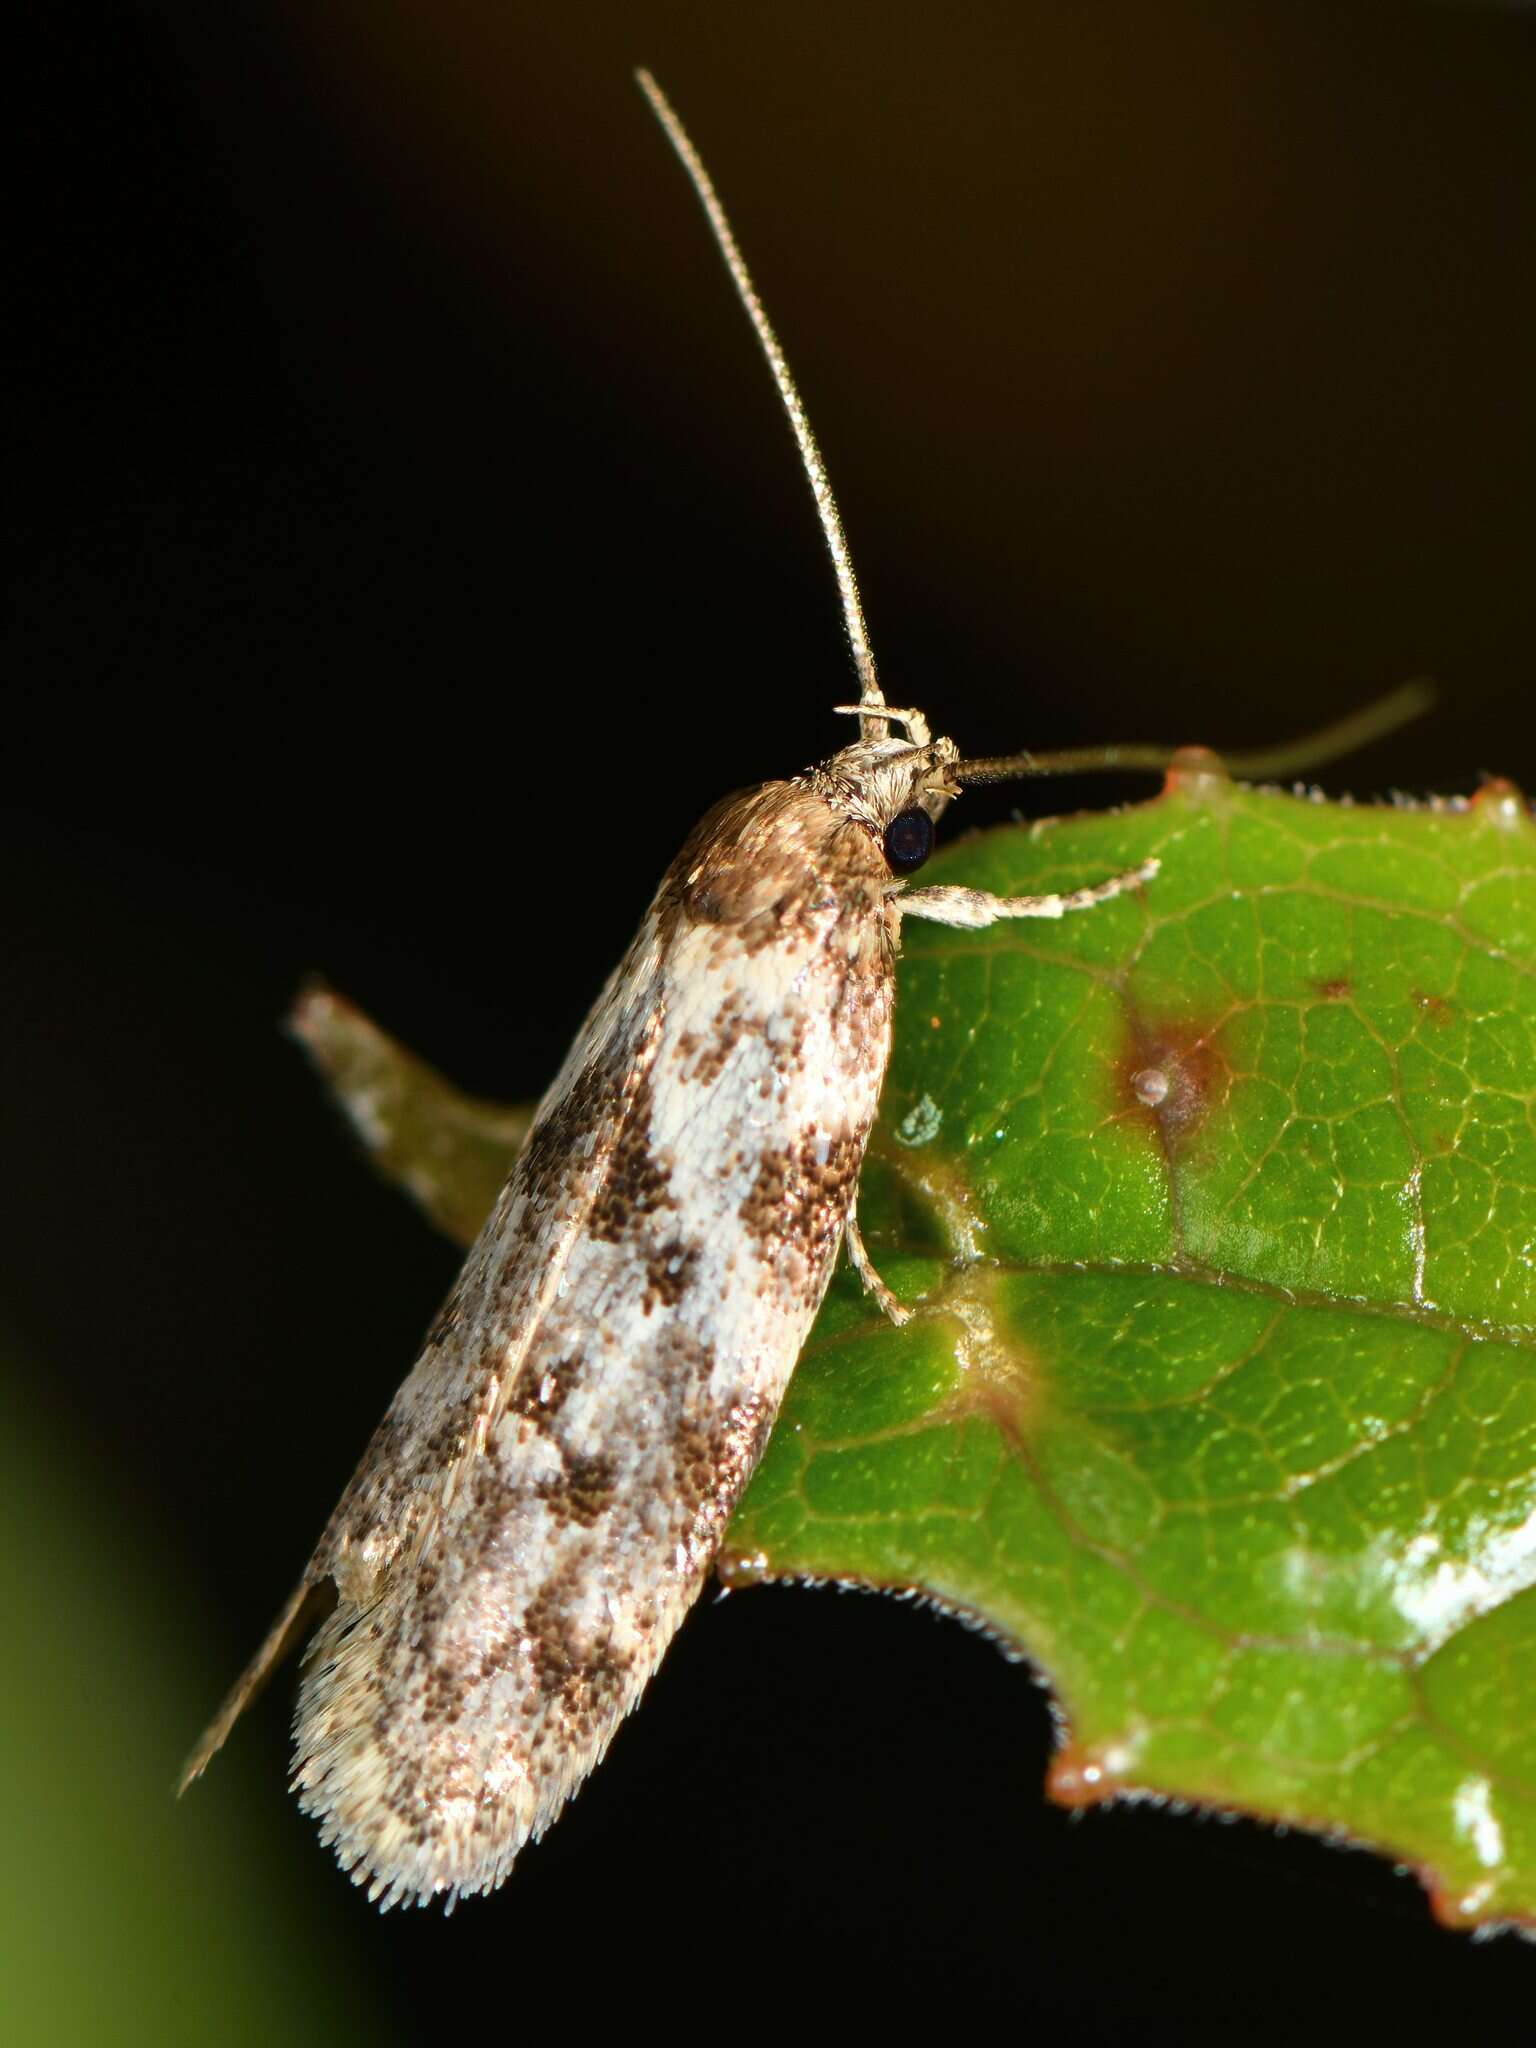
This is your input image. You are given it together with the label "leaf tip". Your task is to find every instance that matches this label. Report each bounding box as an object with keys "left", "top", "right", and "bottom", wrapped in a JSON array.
[{"left": 284, "top": 974, "right": 353, "bottom": 1054}]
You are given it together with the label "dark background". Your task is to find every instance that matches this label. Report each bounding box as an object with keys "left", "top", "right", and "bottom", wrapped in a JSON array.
[{"left": 9, "top": 2, "right": 1536, "bottom": 2039}]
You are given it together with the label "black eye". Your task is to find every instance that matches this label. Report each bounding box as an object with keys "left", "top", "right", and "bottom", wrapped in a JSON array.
[{"left": 883, "top": 808, "right": 934, "bottom": 873}]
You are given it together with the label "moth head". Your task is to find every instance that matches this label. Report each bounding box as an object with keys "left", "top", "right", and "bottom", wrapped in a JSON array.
[{"left": 818, "top": 709, "right": 963, "bottom": 877}]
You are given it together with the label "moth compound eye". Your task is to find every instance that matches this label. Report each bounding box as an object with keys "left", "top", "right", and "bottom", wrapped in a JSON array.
[{"left": 883, "top": 808, "right": 934, "bottom": 873}]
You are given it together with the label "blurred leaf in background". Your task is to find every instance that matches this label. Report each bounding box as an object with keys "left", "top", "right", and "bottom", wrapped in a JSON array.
[{"left": 4, "top": 1355, "right": 387, "bottom": 2048}]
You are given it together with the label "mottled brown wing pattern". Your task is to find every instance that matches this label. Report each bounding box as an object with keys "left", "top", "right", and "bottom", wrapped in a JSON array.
[
  {"left": 188, "top": 779, "right": 903, "bottom": 1908},
  {"left": 178, "top": 71, "right": 1165, "bottom": 1912}
]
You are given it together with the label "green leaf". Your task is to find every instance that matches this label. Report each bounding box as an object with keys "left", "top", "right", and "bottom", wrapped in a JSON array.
[
  {"left": 3, "top": 1358, "right": 380, "bottom": 2046},
  {"left": 290, "top": 979, "right": 533, "bottom": 1245},
  {"left": 305, "top": 764, "right": 1536, "bottom": 1932}
]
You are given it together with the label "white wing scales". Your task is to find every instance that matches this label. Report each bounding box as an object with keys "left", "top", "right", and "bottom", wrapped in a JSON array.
[{"left": 185, "top": 782, "right": 897, "bottom": 1908}]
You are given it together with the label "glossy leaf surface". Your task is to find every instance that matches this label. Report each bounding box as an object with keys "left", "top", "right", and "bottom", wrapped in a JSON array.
[{"left": 306, "top": 764, "right": 1536, "bottom": 1930}]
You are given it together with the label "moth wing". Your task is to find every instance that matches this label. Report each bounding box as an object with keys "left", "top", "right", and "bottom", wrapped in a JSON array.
[{"left": 179, "top": 930, "right": 666, "bottom": 1797}]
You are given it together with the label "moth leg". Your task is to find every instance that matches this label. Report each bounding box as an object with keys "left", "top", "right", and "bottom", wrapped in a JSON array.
[
  {"left": 897, "top": 856, "right": 1158, "bottom": 929},
  {"left": 844, "top": 1191, "right": 911, "bottom": 1327}
]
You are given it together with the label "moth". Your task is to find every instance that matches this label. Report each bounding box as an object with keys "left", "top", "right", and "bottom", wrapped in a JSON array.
[{"left": 179, "top": 70, "right": 1158, "bottom": 1909}]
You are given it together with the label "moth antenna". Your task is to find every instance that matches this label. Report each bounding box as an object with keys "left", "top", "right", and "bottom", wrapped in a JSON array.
[
  {"left": 636, "top": 68, "right": 888, "bottom": 740},
  {"left": 956, "top": 676, "right": 1437, "bottom": 787}
]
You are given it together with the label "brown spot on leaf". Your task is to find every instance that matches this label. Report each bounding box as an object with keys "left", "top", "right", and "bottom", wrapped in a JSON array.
[
  {"left": 1116, "top": 1014, "right": 1230, "bottom": 1151},
  {"left": 1413, "top": 989, "right": 1454, "bottom": 1028},
  {"left": 1316, "top": 977, "right": 1351, "bottom": 1002}
]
